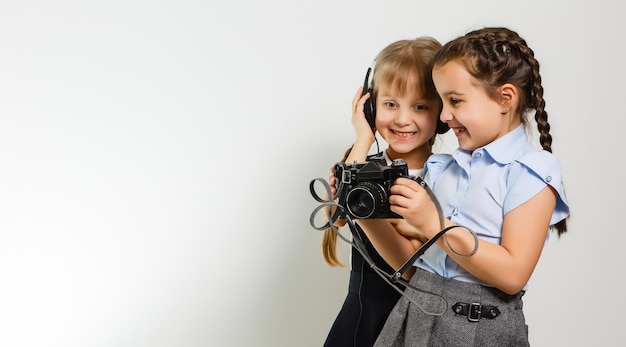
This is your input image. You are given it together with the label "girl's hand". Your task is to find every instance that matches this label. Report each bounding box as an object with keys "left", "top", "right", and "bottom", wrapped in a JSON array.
[
  {"left": 329, "top": 166, "right": 339, "bottom": 197},
  {"left": 351, "top": 87, "right": 376, "bottom": 144},
  {"left": 389, "top": 177, "right": 441, "bottom": 238},
  {"left": 328, "top": 166, "right": 347, "bottom": 228}
]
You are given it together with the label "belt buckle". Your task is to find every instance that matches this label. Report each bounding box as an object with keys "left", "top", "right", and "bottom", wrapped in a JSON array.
[{"left": 468, "top": 302, "right": 481, "bottom": 322}]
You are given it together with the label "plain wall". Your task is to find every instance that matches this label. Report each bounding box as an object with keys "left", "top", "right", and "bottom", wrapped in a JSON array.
[{"left": 0, "top": 1, "right": 623, "bottom": 346}]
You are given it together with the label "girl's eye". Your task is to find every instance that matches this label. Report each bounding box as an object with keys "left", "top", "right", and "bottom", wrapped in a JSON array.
[
  {"left": 450, "top": 98, "right": 461, "bottom": 105},
  {"left": 384, "top": 101, "right": 398, "bottom": 108},
  {"left": 414, "top": 104, "right": 427, "bottom": 111}
]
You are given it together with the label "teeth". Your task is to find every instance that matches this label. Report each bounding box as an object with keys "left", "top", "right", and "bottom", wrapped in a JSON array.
[
  {"left": 454, "top": 128, "right": 463, "bottom": 134},
  {"left": 393, "top": 131, "right": 414, "bottom": 138}
]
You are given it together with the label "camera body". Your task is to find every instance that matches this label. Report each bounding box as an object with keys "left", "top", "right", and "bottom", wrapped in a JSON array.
[{"left": 334, "top": 157, "right": 408, "bottom": 219}]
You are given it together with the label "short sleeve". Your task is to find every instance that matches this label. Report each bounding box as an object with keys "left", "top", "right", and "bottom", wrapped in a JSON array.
[{"left": 505, "top": 151, "right": 569, "bottom": 225}]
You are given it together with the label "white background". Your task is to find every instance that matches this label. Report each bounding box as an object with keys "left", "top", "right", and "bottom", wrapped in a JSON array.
[{"left": 0, "top": 1, "right": 623, "bottom": 346}]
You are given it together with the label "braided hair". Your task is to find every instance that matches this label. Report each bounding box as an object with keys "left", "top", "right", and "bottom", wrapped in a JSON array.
[{"left": 433, "top": 27, "right": 567, "bottom": 235}]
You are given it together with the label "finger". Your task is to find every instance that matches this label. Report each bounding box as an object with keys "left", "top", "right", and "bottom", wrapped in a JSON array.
[
  {"left": 393, "top": 177, "right": 421, "bottom": 189},
  {"left": 390, "top": 183, "right": 419, "bottom": 198},
  {"left": 389, "top": 193, "right": 412, "bottom": 208},
  {"left": 330, "top": 183, "right": 337, "bottom": 195},
  {"left": 329, "top": 175, "right": 337, "bottom": 186},
  {"left": 353, "top": 89, "right": 371, "bottom": 112},
  {"left": 352, "top": 87, "right": 364, "bottom": 110},
  {"left": 353, "top": 86, "right": 364, "bottom": 98}
]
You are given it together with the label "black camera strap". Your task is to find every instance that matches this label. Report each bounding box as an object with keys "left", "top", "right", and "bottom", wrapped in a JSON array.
[{"left": 309, "top": 176, "right": 478, "bottom": 316}]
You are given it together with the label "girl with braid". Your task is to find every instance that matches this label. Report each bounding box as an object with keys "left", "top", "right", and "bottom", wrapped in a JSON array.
[{"left": 359, "top": 27, "right": 571, "bottom": 346}]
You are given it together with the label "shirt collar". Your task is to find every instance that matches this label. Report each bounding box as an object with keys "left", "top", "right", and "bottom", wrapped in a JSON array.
[{"left": 483, "top": 124, "right": 530, "bottom": 164}]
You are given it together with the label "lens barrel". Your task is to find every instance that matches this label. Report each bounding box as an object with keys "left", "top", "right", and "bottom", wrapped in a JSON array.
[{"left": 345, "top": 182, "right": 387, "bottom": 219}]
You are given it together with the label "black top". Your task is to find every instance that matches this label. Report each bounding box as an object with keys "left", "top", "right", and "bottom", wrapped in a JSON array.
[{"left": 323, "top": 224, "right": 404, "bottom": 347}]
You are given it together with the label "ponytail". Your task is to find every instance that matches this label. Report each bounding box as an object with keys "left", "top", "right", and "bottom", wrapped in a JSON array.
[{"left": 321, "top": 146, "right": 353, "bottom": 266}]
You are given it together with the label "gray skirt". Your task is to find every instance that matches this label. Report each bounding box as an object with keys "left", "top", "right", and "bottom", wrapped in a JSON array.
[{"left": 374, "top": 267, "right": 529, "bottom": 347}]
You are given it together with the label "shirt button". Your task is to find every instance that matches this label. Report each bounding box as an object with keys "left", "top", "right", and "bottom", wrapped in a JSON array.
[
  {"left": 474, "top": 152, "right": 482, "bottom": 158},
  {"left": 546, "top": 176, "right": 552, "bottom": 182}
]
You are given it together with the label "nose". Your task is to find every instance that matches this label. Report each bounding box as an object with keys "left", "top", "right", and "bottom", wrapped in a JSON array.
[
  {"left": 395, "top": 107, "right": 412, "bottom": 125},
  {"left": 439, "top": 105, "right": 453, "bottom": 123}
]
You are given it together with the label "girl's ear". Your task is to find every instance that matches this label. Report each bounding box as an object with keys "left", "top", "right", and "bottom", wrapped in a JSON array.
[{"left": 499, "top": 83, "right": 518, "bottom": 115}]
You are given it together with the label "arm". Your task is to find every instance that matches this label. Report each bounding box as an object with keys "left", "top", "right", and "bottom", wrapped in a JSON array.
[
  {"left": 390, "top": 178, "right": 557, "bottom": 294},
  {"left": 323, "top": 87, "right": 377, "bottom": 228},
  {"left": 445, "top": 186, "right": 556, "bottom": 294},
  {"left": 323, "top": 87, "right": 376, "bottom": 228},
  {"left": 356, "top": 219, "right": 423, "bottom": 279},
  {"left": 344, "top": 86, "right": 376, "bottom": 163}
]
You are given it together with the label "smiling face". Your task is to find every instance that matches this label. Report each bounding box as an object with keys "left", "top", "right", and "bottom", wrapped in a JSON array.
[
  {"left": 374, "top": 77, "right": 440, "bottom": 168},
  {"left": 433, "top": 60, "right": 520, "bottom": 151}
]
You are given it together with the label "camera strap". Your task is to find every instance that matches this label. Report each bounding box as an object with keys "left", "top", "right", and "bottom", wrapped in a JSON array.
[
  {"left": 309, "top": 176, "right": 479, "bottom": 316},
  {"left": 390, "top": 176, "right": 478, "bottom": 280}
]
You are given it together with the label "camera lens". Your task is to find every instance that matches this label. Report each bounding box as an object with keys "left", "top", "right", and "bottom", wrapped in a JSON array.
[{"left": 345, "top": 182, "right": 387, "bottom": 219}]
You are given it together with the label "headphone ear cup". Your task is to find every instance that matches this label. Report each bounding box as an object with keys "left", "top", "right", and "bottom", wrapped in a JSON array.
[
  {"left": 436, "top": 119, "right": 449, "bottom": 134},
  {"left": 363, "top": 88, "right": 376, "bottom": 131}
]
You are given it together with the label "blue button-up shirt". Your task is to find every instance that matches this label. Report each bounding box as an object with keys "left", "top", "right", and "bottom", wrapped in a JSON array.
[{"left": 416, "top": 125, "right": 569, "bottom": 288}]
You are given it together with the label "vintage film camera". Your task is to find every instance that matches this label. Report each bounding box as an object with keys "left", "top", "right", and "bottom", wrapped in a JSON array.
[{"left": 334, "top": 157, "right": 409, "bottom": 219}]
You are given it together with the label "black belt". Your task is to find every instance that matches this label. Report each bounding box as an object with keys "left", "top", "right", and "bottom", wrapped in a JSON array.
[{"left": 452, "top": 302, "right": 500, "bottom": 322}]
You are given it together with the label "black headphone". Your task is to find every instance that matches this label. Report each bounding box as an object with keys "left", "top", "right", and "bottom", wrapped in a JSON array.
[{"left": 361, "top": 66, "right": 449, "bottom": 134}]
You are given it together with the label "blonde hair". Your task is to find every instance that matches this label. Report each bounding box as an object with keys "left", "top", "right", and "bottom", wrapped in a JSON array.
[
  {"left": 321, "top": 146, "right": 352, "bottom": 267},
  {"left": 321, "top": 37, "right": 443, "bottom": 266}
]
